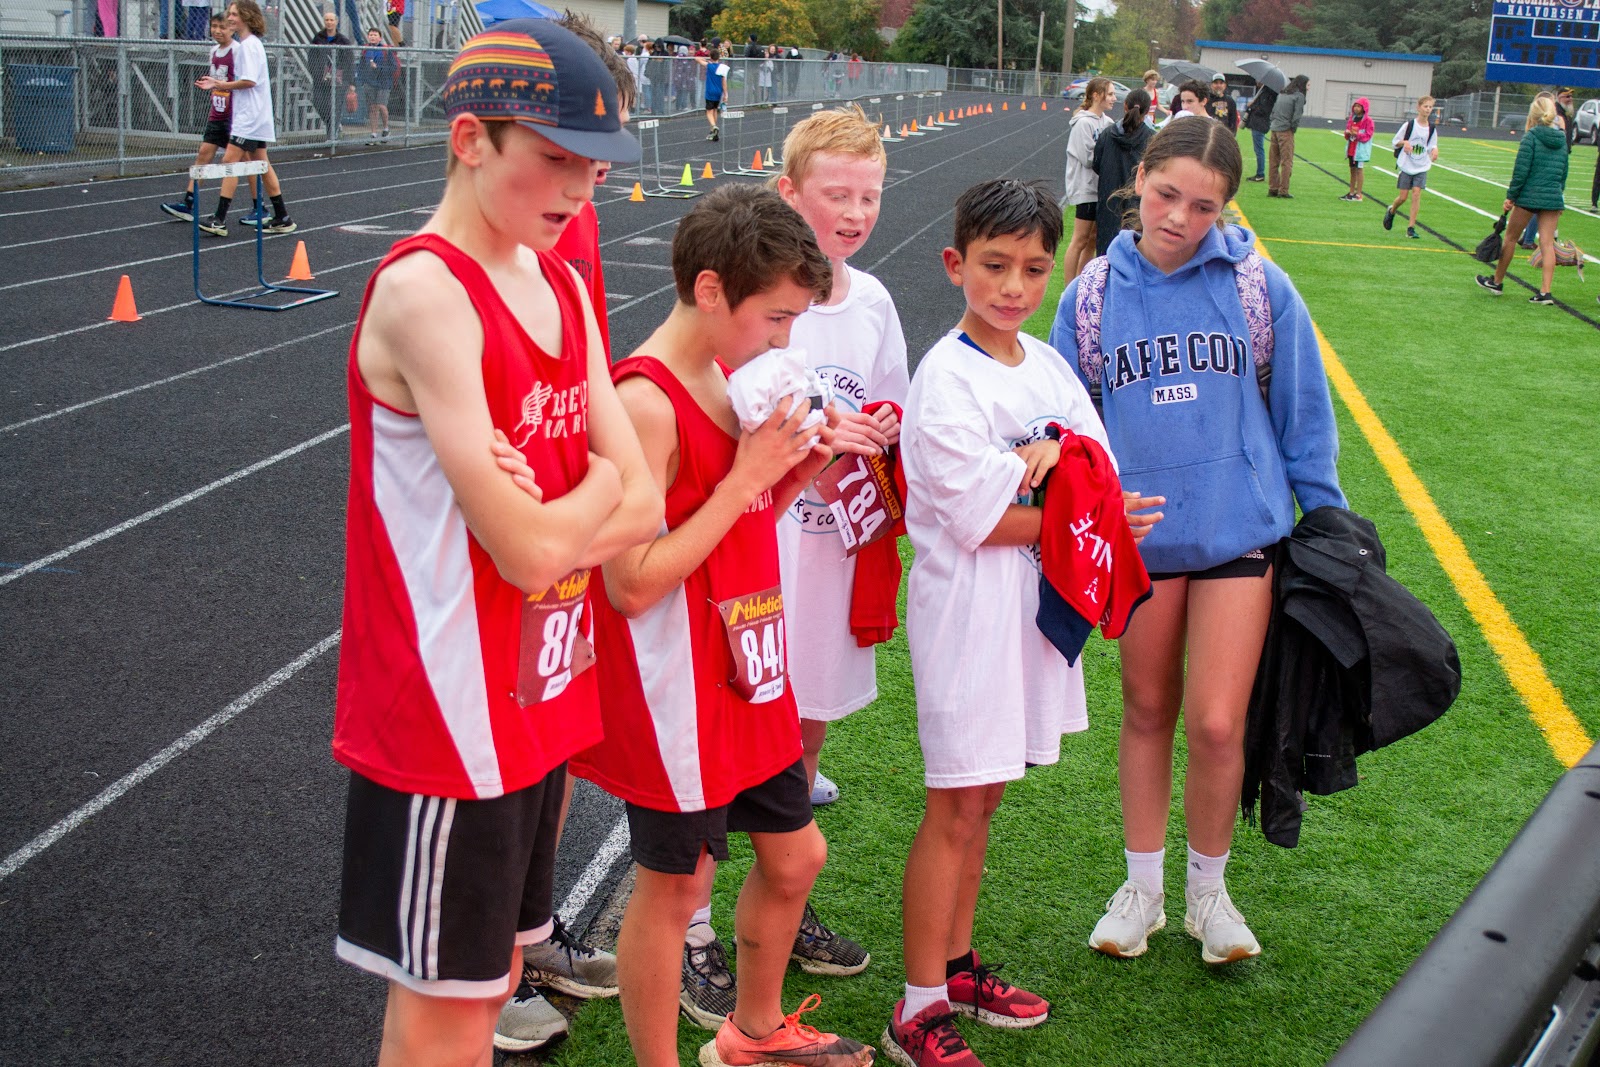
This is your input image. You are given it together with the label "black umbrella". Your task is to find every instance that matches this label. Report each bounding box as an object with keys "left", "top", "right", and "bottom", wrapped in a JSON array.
[
  {"left": 1160, "top": 60, "right": 1218, "bottom": 85},
  {"left": 660, "top": 33, "right": 695, "bottom": 48}
]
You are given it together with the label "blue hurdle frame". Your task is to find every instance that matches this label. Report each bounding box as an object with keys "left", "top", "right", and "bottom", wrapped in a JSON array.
[{"left": 190, "top": 161, "right": 338, "bottom": 311}]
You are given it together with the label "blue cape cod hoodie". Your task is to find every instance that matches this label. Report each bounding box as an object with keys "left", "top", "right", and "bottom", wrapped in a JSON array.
[{"left": 1048, "top": 223, "right": 1346, "bottom": 573}]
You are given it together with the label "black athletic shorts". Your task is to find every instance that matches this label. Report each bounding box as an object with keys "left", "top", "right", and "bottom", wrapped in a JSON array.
[
  {"left": 1075, "top": 201, "right": 1098, "bottom": 222},
  {"left": 1148, "top": 543, "right": 1276, "bottom": 582},
  {"left": 387, "top": 9, "right": 400, "bottom": 25},
  {"left": 228, "top": 135, "right": 267, "bottom": 152},
  {"left": 201, "top": 118, "right": 231, "bottom": 148},
  {"left": 705, "top": 95, "right": 722, "bottom": 114},
  {"left": 626, "top": 759, "right": 812, "bottom": 875},
  {"left": 335, "top": 765, "right": 564, "bottom": 998}
]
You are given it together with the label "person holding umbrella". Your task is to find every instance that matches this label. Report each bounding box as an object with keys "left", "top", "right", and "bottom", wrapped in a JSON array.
[{"left": 1238, "top": 58, "right": 1284, "bottom": 183}]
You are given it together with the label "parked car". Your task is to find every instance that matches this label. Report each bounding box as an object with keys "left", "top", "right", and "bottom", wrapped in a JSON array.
[
  {"left": 1575, "top": 98, "right": 1598, "bottom": 144},
  {"left": 1062, "top": 78, "right": 1132, "bottom": 104}
]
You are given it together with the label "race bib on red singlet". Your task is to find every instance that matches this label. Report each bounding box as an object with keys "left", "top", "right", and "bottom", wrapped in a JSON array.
[
  {"left": 811, "top": 451, "right": 903, "bottom": 555},
  {"left": 516, "top": 569, "right": 595, "bottom": 706},
  {"left": 716, "top": 586, "right": 787, "bottom": 704}
]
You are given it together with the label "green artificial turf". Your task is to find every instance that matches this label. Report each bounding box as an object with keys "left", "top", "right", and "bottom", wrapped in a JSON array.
[{"left": 540, "top": 127, "right": 1598, "bottom": 1066}]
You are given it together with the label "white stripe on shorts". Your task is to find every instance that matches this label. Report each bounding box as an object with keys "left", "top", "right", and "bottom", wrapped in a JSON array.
[
  {"left": 398, "top": 794, "right": 423, "bottom": 974},
  {"left": 425, "top": 799, "right": 456, "bottom": 980}
]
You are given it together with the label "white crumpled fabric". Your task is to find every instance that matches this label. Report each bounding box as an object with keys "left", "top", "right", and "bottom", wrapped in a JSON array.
[{"left": 727, "top": 346, "right": 832, "bottom": 434}]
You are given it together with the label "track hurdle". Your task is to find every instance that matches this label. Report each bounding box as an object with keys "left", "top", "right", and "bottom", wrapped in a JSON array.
[
  {"left": 719, "top": 109, "right": 766, "bottom": 176},
  {"left": 190, "top": 162, "right": 337, "bottom": 311},
  {"left": 932, "top": 91, "right": 959, "bottom": 126},
  {"left": 634, "top": 119, "right": 701, "bottom": 199},
  {"left": 768, "top": 106, "right": 790, "bottom": 166},
  {"left": 870, "top": 96, "right": 903, "bottom": 142}
]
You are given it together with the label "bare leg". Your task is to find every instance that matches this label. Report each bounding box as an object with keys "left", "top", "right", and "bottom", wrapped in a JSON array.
[
  {"left": 1536, "top": 209, "right": 1560, "bottom": 294},
  {"left": 1493, "top": 205, "right": 1535, "bottom": 284},
  {"left": 946, "top": 783, "right": 1005, "bottom": 960},
  {"left": 1115, "top": 578, "right": 1188, "bottom": 852},
  {"left": 902, "top": 786, "right": 1000, "bottom": 988},
  {"left": 1179, "top": 573, "right": 1273, "bottom": 856},
  {"left": 731, "top": 823, "right": 827, "bottom": 1037},
  {"left": 800, "top": 718, "right": 827, "bottom": 789},
  {"left": 618, "top": 857, "right": 706, "bottom": 1067},
  {"left": 1062, "top": 217, "right": 1096, "bottom": 285},
  {"left": 1406, "top": 187, "right": 1422, "bottom": 229},
  {"left": 377, "top": 952, "right": 513, "bottom": 1067}
]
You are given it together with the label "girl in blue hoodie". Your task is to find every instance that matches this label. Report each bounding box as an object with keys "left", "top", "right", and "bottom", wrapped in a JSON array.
[{"left": 1047, "top": 116, "right": 1345, "bottom": 967}]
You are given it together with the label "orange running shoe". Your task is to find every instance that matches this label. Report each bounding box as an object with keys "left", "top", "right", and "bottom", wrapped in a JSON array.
[{"left": 698, "top": 993, "right": 875, "bottom": 1066}]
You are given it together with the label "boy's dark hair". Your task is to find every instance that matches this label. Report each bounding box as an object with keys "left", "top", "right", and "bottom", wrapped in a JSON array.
[
  {"left": 558, "top": 11, "right": 637, "bottom": 114},
  {"left": 672, "top": 184, "right": 831, "bottom": 308},
  {"left": 1178, "top": 79, "right": 1209, "bottom": 105},
  {"left": 952, "top": 178, "right": 1064, "bottom": 258},
  {"left": 210, "top": 12, "right": 226, "bottom": 23}
]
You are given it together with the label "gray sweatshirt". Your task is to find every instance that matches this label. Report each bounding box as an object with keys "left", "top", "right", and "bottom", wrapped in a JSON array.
[{"left": 1269, "top": 90, "right": 1305, "bottom": 132}]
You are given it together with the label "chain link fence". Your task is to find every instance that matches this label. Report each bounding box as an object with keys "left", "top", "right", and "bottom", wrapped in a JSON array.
[{"left": 0, "top": 40, "right": 956, "bottom": 186}]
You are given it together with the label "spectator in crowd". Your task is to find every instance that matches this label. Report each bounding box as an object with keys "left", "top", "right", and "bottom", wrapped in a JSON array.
[
  {"left": 308, "top": 10, "right": 352, "bottom": 136},
  {"left": 1142, "top": 70, "right": 1168, "bottom": 125},
  {"left": 1517, "top": 88, "right": 1576, "bottom": 248},
  {"left": 384, "top": 0, "right": 402, "bottom": 44},
  {"left": 785, "top": 44, "right": 803, "bottom": 98},
  {"left": 1243, "top": 80, "right": 1277, "bottom": 182},
  {"left": 1267, "top": 74, "right": 1307, "bottom": 197},
  {"left": 1093, "top": 87, "right": 1153, "bottom": 255},
  {"left": 356, "top": 27, "right": 396, "bottom": 144},
  {"left": 759, "top": 45, "right": 775, "bottom": 103},
  {"left": 180, "top": 0, "right": 211, "bottom": 39},
  {"left": 1205, "top": 75, "right": 1239, "bottom": 130}
]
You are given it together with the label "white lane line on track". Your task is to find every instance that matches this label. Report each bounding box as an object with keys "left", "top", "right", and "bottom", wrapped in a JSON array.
[
  {"left": 0, "top": 425, "right": 349, "bottom": 587},
  {"left": 0, "top": 144, "right": 446, "bottom": 212},
  {"left": 0, "top": 632, "right": 342, "bottom": 885},
  {"left": 558, "top": 816, "right": 631, "bottom": 921},
  {"left": 1, "top": 323, "right": 352, "bottom": 433},
  {"left": 0, "top": 252, "right": 386, "bottom": 356},
  {"left": 1427, "top": 161, "right": 1600, "bottom": 220}
]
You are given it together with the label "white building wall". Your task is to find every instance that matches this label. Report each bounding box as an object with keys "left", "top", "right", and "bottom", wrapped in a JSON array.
[{"left": 1198, "top": 43, "right": 1436, "bottom": 121}]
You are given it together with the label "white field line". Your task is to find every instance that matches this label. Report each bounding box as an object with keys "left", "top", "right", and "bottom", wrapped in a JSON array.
[
  {"left": 0, "top": 633, "right": 342, "bottom": 884},
  {"left": 0, "top": 425, "right": 349, "bottom": 587},
  {"left": 557, "top": 817, "right": 631, "bottom": 921}
]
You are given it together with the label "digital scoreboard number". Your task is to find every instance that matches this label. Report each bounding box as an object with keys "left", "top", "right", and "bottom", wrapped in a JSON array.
[{"left": 1486, "top": 0, "right": 1600, "bottom": 89}]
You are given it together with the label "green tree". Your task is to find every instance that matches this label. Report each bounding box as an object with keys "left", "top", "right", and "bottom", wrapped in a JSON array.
[
  {"left": 1202, "top": 0, "right": 1244, "bottom": 42},
  {"left": 671, "top": 0, "right": 728, "bottom": 41},
  {"left": 711, "top": 0, "right": 816, "bottom": 48},
  {"left": 807, "top": 0, "right": 886, "bottom": 57},
  {"left": 891, "top": 0, "right": 1071, "bottom": 73},
  {"left": 1287, "top": 0, "right": 1494, "bottom": 98}
]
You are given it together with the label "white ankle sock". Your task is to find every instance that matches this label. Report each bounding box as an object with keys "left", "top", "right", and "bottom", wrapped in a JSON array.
[
  {"left": 1186, "top": 845, "right": 1229, "bottom": 895},
  {"left": 686, "top": 911, "right": 716, "bottom": 948},
  {"left": 901, "top": 982, "right": 947, "bottom": 1024},
  {"left": 1126, "top": 848, "right": 1165, "bottom": 895}
]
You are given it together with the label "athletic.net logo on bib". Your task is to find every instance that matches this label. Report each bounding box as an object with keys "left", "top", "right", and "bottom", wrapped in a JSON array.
[
  {"left": 516, "top": 569, "right": 595, "bottom": 706},
  {"left": 717, "top": 586, "right": 787, "bottom": 704}
]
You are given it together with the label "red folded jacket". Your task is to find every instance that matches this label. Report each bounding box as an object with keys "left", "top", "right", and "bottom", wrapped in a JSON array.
[
  {"left": 1037, "top": 431, "right": 1151, "bottom": 663},
  {"left": 848, "top": 401, "right": 906, "bottom": 648}
]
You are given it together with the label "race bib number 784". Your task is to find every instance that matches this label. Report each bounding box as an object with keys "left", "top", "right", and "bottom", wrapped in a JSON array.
[
  {"left": 716, "top": 586, "right": 787, "bottom": 704},
  {"left": 811, "top": 451, "right": 903, "bottom": 555}
]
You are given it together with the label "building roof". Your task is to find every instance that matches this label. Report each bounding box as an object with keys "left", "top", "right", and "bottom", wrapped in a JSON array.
[{"left": 1195, "top": 40, "right": 1442, "bottom": 64}]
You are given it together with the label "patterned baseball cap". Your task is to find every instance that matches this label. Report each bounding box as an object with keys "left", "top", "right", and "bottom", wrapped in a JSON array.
[{"left": 443, "top": 18, "right": 640, "bottom": 163}]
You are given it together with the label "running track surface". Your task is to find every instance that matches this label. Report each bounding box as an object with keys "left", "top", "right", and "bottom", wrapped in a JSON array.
[{"left": 0, "top": 94, "right": 1074, "bottom": 1064}]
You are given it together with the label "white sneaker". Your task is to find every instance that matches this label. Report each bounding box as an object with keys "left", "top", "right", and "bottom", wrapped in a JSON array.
[
  {"left": 1088, "top": 880, "right": 1166, "bottom": 958},
  {"left": 1184, "top": 884, "right": 1262, "bottom": 965},
  {"left": 493, "top": 984, "right": 569, "bottom": 1052}
]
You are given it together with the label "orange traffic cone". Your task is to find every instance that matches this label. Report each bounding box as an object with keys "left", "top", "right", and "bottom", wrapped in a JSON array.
[
  {"left": 1002, "top": 101, "right": 1008, "bottom": 110},
  {"left": 751, "top": 150, "right": 764, "bottom": 171},
  {"left": 937, "top": 110, "right": 945, "bottom": 123},
  {"left": 911, "top": 120, "right": 920, "bottom": 131},
  {"left": 107, "top": 274, "right": 141, "bottom": 322},
  {"left": 1041, "top": 102, "right": 1048, "bottom": 110},
  {"left": 630, "top": 181, "right": 645, "bottom": 202},
  {"left": 287, "top": 240, "right": 314, "bottom": 281},
  {"left": 927, "top": 115, "right": 935, "bottom": 126},
  {"left": 702, "top": 161, "right": 715, "bottom": 179},
  {"left": 882, "top": 124, "right": 892, "bottom": 139},
  {"left": 1021, "top": 101, "right": 1028, "bottom": 110},
  {"left": 987, "top": 103, "right": 993, "bottom": 113},
  {"left": 766, "top": 147, "right": 777, "bottom": 167}
]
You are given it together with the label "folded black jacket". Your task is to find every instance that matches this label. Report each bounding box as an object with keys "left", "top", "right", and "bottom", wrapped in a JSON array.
[{"left": 1242, "top": 506, "right": 1462, "bottom": 846}]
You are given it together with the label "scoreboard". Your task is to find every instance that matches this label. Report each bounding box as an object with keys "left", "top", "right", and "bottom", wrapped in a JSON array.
[{"left": 1486, "top": 0, "right": 1600, "bottom": 88}]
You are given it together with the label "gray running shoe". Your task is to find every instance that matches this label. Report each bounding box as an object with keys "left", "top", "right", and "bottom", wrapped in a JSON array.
[
  {"left": 522, "top": 917, "right": 619, "bottom": 998},
  {"left": 493, "top": 983, "right": 569, "bottom": 1052},
  {"left": 791, "top": 901, "right": 870, "bottom": 977},
  {"left": 681, "top": 936, "right": 737, "bottom": 1030}
]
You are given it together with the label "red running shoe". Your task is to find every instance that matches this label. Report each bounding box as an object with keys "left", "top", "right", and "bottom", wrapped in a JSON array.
[
  {"left": 699, "top": 993, "right": 874, "bottom": 1066},
  {"left": 881, "top": 999, "right": 982, "bottom": 1067},
  {"left": 945, "top": 954, "right": 1049, "bottom": 1029}
]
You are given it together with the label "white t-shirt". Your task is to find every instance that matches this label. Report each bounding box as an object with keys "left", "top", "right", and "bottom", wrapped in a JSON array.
[
  {"left": 902, "top": 330, "right": 1111, "bottom": 788},
  {"left": 229, "top": 33, "right": 275, "bottom": 142},
  {"left": 1394, "top": 120, "right": 1436, "bottom": 175},
  {"left": 776, "top": 266, "right": 910, "bottom": 721}
]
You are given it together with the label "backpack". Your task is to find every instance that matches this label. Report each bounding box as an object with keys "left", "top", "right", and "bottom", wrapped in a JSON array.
[
  {"left": 1529, "top": 238, "right": 1586, "bottom": 281},
  {"left": 1393, "top": 118, "right": 1437, "bottom": 159},
  {"left": 1074, "top": 251, "right": 1274, "bottom": 411}
]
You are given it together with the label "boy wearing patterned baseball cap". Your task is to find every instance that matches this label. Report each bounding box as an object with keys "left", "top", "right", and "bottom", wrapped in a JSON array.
[{"left": 331, "top": 18, "right": 659, "bottom": 1064}]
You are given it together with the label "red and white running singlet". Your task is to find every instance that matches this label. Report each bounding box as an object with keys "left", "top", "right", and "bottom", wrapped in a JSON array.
[
  {"left": 334, "top": 233, "right": 600, "bottom": 800},
  {"left": 570, "top": 357, "right": 801, "bottom": 813}
]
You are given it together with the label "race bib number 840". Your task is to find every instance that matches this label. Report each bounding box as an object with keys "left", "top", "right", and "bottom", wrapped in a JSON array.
[
  {"left": 811, "top": 451, "right": 903, "bottom": 555},
  {"left": 717, "top": 585, "right": 787, "bottom": 704},
  {"left": 516, "top": 569, "right": 596, "bottom": 706}
]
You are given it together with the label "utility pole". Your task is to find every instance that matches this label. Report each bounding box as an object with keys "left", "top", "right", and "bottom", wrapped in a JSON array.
[
  {"left": 997, "top": 0, "right": 1004, "bottom": 76},
  {"left": 622, "top": 0, "right": 636, "bottom": 46},
  {"left": 1061, "top": 0, "right": 1076, "bottom": 75},
  {"left": 1034, "top": 9, "right": 1044, "bottom": 95}
]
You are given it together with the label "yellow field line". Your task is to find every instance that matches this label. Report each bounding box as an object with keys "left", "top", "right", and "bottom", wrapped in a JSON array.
[
  {"left": 1261, "top": 236, "right": 1460, "bottom": 254},
  {"left": 1470, "top": 139, "right": 1517, "bottom": 153},
  {"left": 1236, "top": 204, "right": 1593, "bottom": 767}
]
